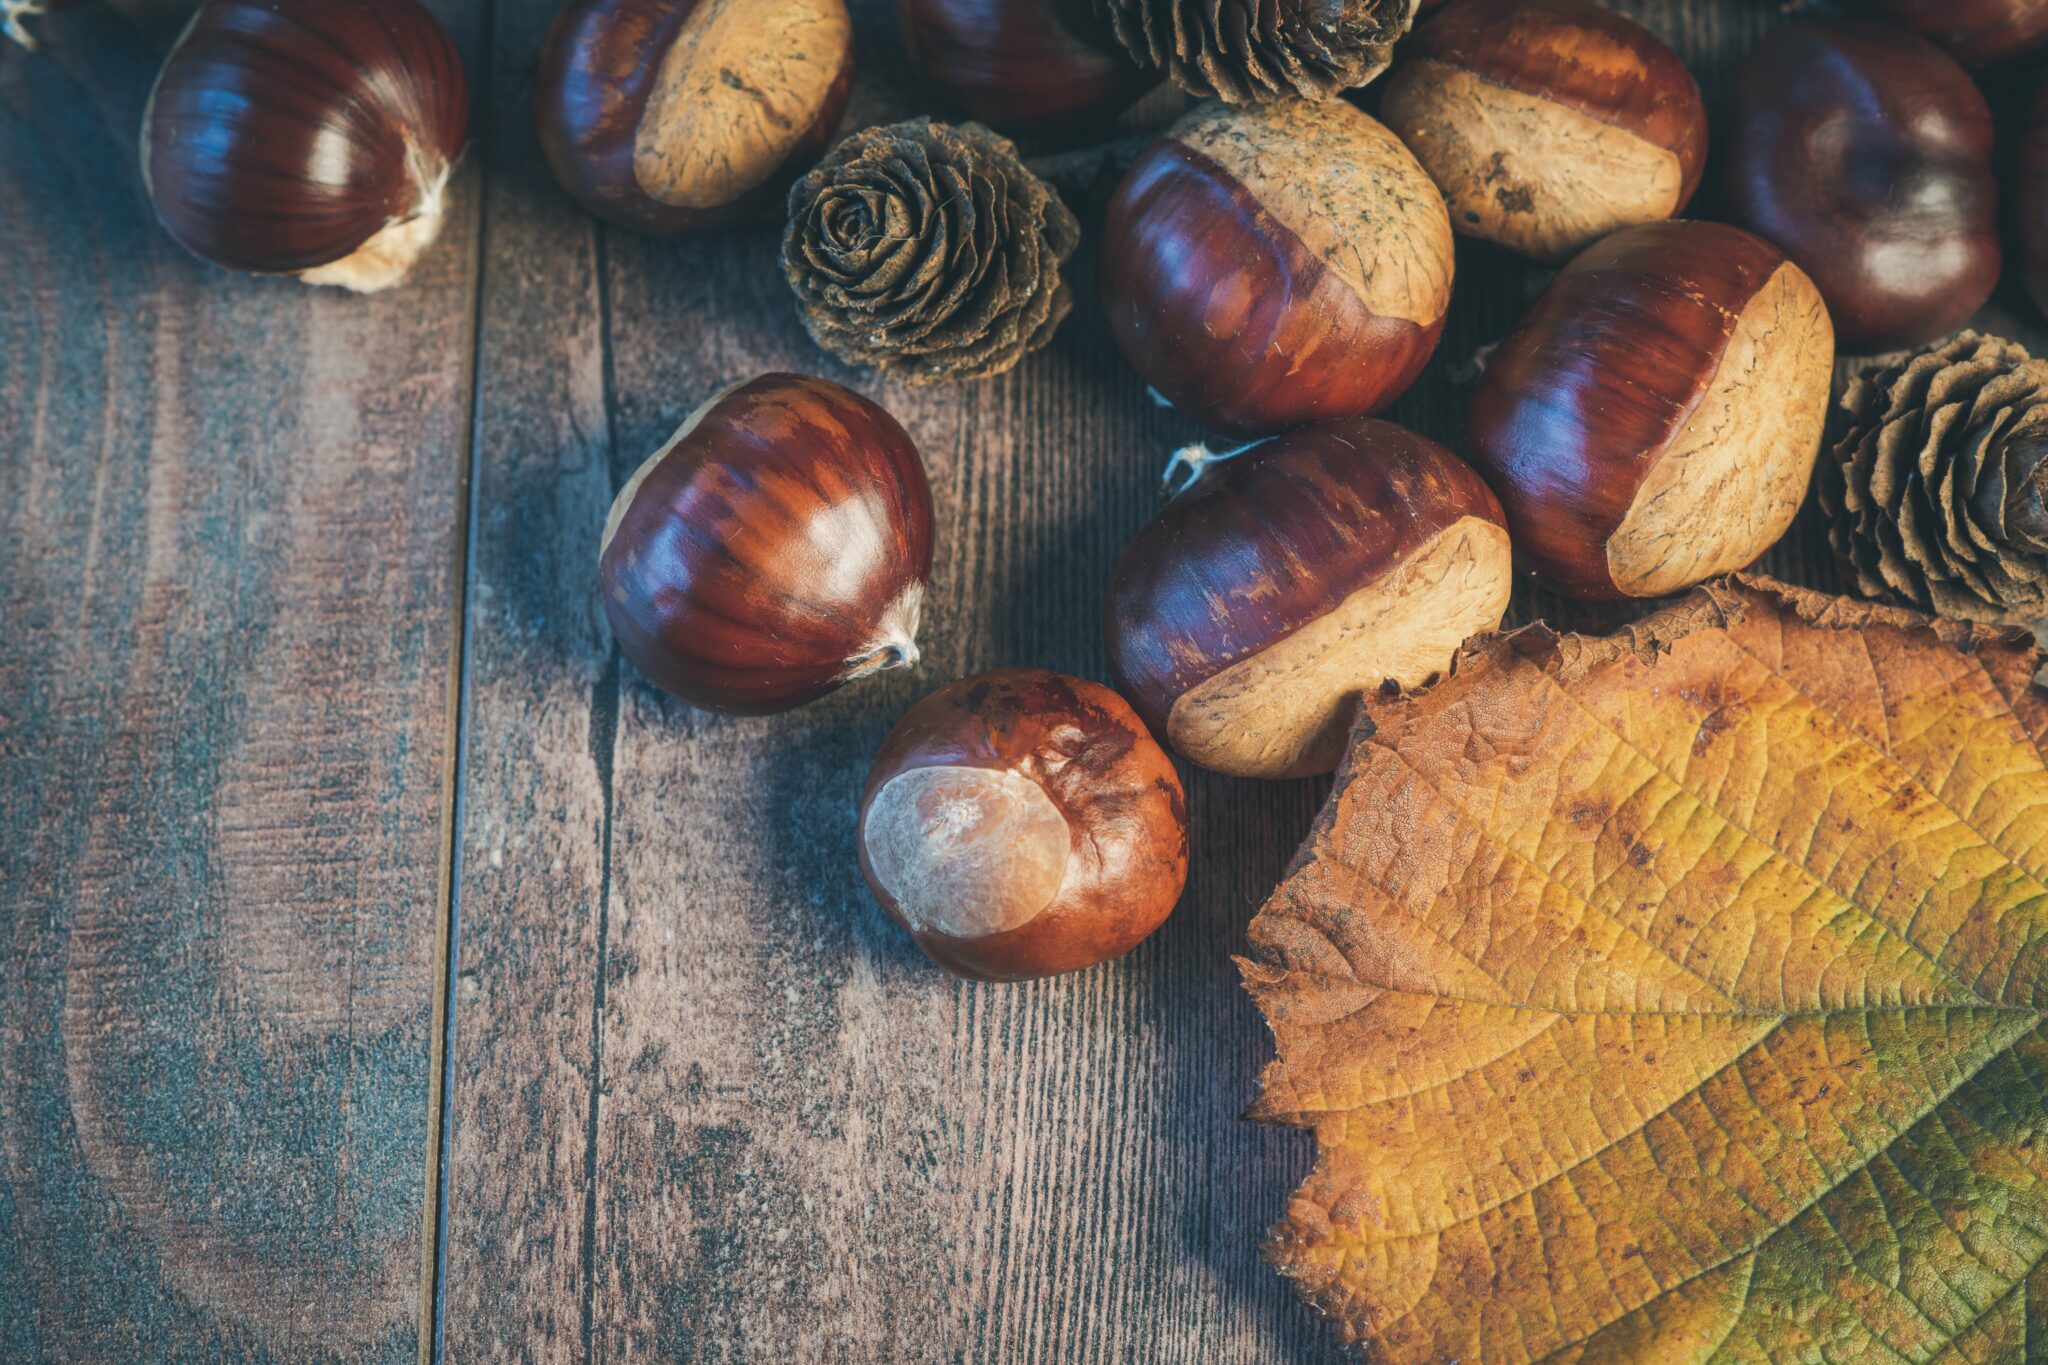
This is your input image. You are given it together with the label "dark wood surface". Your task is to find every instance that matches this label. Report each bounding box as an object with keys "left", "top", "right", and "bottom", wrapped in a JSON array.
[{"left": 3, "top": 0, "right": 2044, "bottom": 1360}]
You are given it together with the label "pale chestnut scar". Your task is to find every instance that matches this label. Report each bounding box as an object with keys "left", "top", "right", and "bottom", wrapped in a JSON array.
[
  {"left": 634, "top": 0, "right": 850, "bottom": 209},
  {"left": 1167, "top": 516, "right": 1512, "bottom": 779},
  {"left": 1609, "top": 261, "right": 1833, "bottom": 597},
  {"left": 862, "top": 766, "right": 1069, "bottom": 937},
  {"left": 1170, "top": 98, "right": 1453, "bottom": 326},
  {"left": 1384, "top": 58, "right": 1684, "bottom": 262}
]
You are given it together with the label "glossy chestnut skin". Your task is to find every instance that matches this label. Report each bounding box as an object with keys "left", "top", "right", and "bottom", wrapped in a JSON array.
[
  {"left": 1101, "top": 99, "right": 1454, "bottom": 438},
  {"left": 1381, "top": 0, "right": 1705, "bottom": 263},
  {"left": 142, "top": 0, "right": 469, "bottom": 290},
  {"left": 2021, "top": 80, "right": 2048, "bottom": 318},
  {"left": 1721, "top": 19, "right": 1997, "bottom": 353},
  {"left": 1466, "top": 221, "right": 1834, "bottom": 600},
  {"left": 1106, "top": 419, "right": 1512, "bottom": 779},
  {"left": 599, "top": 374, "right": 934, "bottom": 713},
  {"left": 1866, "top": 0, "right": 2048, "bottom": 67},
  {"left": 899, "top": 0, "right": 1154, "bottom": 136},
  {"left": 858, "top": 669, "right": 1188, "bottom": 981},
  {"left": 536, "top": 0, "right": 854, "bottom": 234}
]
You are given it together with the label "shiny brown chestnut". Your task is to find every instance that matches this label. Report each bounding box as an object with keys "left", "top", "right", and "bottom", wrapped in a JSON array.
[
  {"left": 2023, "top": 81, "right": 2048, "bottom": 318},
  {"left": 899, "top": 0, "right": 1154, "bottom": 136},
  {"left": 1381, "top": 0, "right": 1705, "bottom": 263},
  {"left": 1106, "top": 419, "right": 1511, "bottom": 780},
  {"left": 1865, "top": 0, "right": 2048, "bottom": 67},
  {"left": 141, "top": 0, "right": 468, "bottom": 292},
  {"left": 1100, "top": 98, "right": 1454, "bottom": 438},
  {"left": 858, "top": 668, "right": 1188, "bottom": 981},
  {"left": 536, "top": 0, "right": 853, "bottom": 234},
  {"left": 599, "top": 373, "right": 934, "bottom": 713},
  {"left": 1721, "top": 20, "right": 1997, "bottom": 353},
  {"left": 1466, "top": 221, "right": 1834, "bottom": 601}
]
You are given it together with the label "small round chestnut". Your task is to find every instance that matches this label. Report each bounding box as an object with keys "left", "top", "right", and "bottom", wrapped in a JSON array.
[
  {"left": 1721, "top": 19, "right": 1997, "bottom": 353},
  {"left": 536, "top": 0, "right": 853, "bottom": 234},
  {"left": 599, "top": 373, "right": 934, "bottom": 714},
  {"left": 141, "top": 0, "right": 469, "bottom": 292},
  {"left": 898, "top": 0, "right": 1154, "bottom": 136},
  {"left": 1100, "top": 98, "right": 1454, "bottom": 439},
  {"left": 1865, "top": 0, "right": 2048, "bottom": 67},
  {"left": 858, "top": 668, "right": 1188, "bottom": 981},
  {"left": 1105, "top": 418, "right": 1511, "bottom": 780},
  {"left": 1380, "top": 0, "right": 1705, "bottom": 264},
  {"left": 1465, "top": 220, "right": 1834, "bottom": 601}
]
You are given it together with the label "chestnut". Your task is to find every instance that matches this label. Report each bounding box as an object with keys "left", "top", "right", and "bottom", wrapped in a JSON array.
[
  {"left": 1100, "top": 98, "right": 1454, "bottom": 439},
  {"left": 1105, "top": 419, "right": 1511, "bottom": 780},
  {"left": 2023, "top": 80, "right": 2048, "bottom": 319},
  {"left": 1866, "top": 0, "right": 2048, "bottom": 67},
  {"left": 535, "top": 0, "right": 853, "bottom": 234},
  {"left": 599, "top": 373, "right": 934, "bottom": 714},
  {"left": 1380, "top": 0, "right": 1705, "bottom": 264},
  {"left": 898, "top": 0, "right": 1154, "bottom": 136},
  {"left": 858, "top": 668, "right": 1187, "bottom": 981},
  {"left": 141, "top": 0, "right": 469, "bottom": 292},
  {"left": 1721, "top": 20, "right": 1997, "bottom": 353},
  {"left": 1465, "top": 221, "right": 1834, "bottom": 601}
]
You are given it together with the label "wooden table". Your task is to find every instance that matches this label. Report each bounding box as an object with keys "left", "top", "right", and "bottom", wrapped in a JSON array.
[{"left": 4, "top": 1, "right": 2041, "bottom": 1359}]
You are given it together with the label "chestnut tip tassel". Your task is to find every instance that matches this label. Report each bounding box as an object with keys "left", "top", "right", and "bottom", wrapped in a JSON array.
[{"left": 141, "top": 0, "right": 470, "bottom": 292}]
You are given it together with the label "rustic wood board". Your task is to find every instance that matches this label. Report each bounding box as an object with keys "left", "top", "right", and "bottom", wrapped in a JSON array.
[{"left": 0, "top": 2, "right": 484, "bottom": 1359}]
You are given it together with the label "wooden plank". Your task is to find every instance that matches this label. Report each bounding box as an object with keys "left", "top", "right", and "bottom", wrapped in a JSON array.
[
  {"left": 441, "top": 0, "right": 2048, "bottom": 1360},
  {"left": 0, "top": 3, "right": 484, "bottom": 1358}
]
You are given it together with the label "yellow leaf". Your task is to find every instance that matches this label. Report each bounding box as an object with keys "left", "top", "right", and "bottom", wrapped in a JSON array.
[{"left": 1244, "top": 576, "right": 2048, "bottom": 1362}]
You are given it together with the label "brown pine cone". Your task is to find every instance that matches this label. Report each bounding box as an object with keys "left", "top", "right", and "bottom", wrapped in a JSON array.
[
  {"left": 1097, "top": 0, "right": 1417, "bottom": 103},
  {"left": 782, "top": 119, "right": 1080, "bottom": 386},
  {"left": 1820, "top": 330, "right": 2048, "bottom": 624}
]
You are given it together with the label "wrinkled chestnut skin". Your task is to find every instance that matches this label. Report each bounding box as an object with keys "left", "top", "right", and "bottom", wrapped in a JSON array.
[
  {"left": 1722, "top": 19, "right": 1997, "bottom": 353},
  {"left": 142, "top": 0, "right": 468, "bottom": 274},
  {"left": 858, "top": 669, "right": 1188, "bottom": 982},
  {"left": 1106, "top": 419, "right": 1509, "bottom": 779},
  {"left": 1101, "top": 101, "right": 1453, "bottom": 438},
  {"left": 599, "top": 374, "right": 934, "bottom": 714},
  {"left": 536, "top": 0, "right": 853, "bottom": 234},
  {"left": 899, "top": 0, "right": 1154, "bottom": 135},
  {"left": 1383, "top": 0, "right": 1705, "bottom": 262},
  {"left": 1466, "top": 221, "right": 1832, "bottom": 600},
  {"left": 1866, "top": 0, "right": 2048, "bottom": 67}
]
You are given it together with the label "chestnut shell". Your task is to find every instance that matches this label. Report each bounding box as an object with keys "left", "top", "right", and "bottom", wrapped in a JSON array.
[
  {"left": 142, "top": 0, "right": 469, "bottom": 274},
  {"left": 535, "top": 0, "right": 854, "bottom": 234},
  {"left": 858, "top": 668, "right": 1188, "bottom": 982},
  {"left": 599, "top": 373, "right": 934, "bottom": 714},
  {"left": 1721, "top": 19, "right": 1997, "bottom": 353},
  {"left": 1866, "top": 0, "right": 2048, "bottom": 67},
  {"left": 898, "top": 0, "right": 1153, "bottom": 136}
]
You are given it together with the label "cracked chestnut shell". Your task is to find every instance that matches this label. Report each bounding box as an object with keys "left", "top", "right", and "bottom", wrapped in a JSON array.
[
  {"left": 1721, "top": 19, "right": 1997, "bottom": 353},
  {"left": 898, "top": 0, "right": 1154, "bottom": 136},
  {"left": 858, "top": 668, "right": 1188, "bottom": 981},
  {"left": 141, "top": 0, "right": 469, "bottom": 292},
  {"left": 599, "top": 373, "right": 934, "bottom": 714},
  {"left": 1465, "top": 221, "right": 1834, "bottom": 601},
  {"left": 536, "top": 0, "right": 854, "bottom": 234},
  {"left": 1105, "top": 419, "right": 1512, "bottom": 780},
  {"left": 1101, "top": 98, "right": 1453, "bottom": 438},
  {"left": 1381, "top": 0, "right": 1705, "bottom": 263}
]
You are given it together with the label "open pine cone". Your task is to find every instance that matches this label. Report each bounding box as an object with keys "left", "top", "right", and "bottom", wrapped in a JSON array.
[
  {"left": 1820, "top": 330, "right": 2048, "bottom": 625},
  {"left": 782, "top": 119, "right": 1080, "bottom": 386},
  {"left": 1097, "top": 0, "right": 1418, "bottom": 103}
]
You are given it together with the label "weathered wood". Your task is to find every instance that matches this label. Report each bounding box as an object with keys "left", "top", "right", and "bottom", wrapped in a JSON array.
[
  {"left": 436, "top": 1, "right": 1946, "bottom": 1360},
  {"left": 0, "top": 3, "right": 483, "bottom": 1358}
]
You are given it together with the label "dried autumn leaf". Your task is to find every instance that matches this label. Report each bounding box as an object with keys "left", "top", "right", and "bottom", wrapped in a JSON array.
[{"left": 1242, "top": 575, "right": 2048, "bottom": 1361}]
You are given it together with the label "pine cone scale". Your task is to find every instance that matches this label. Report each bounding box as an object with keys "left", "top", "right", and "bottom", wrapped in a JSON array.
[{"left": 1098, "top": 0, "right": 1415, "bottom": 104}]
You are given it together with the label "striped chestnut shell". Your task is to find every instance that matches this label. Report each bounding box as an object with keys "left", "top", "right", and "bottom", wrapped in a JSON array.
[
  {"left": 535, "top": 0, "right": 854, "bottom": 234},
  {"left": 599, "top": 373, "right": 935, "bottom": 714},
  {"left": 1101, "top": 98, "right": 1454, "bottom": 438},
  {"left": 141, "top": 0, "right": 470, "bottom": 292}
]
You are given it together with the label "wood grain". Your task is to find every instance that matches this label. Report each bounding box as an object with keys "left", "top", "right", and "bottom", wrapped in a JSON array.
[
  {"left": 0, "top": 3, "right": 482, "bottom": 1358},
  {"left": 437, "top": 1, "right": 1960, "bottom": 1361}
]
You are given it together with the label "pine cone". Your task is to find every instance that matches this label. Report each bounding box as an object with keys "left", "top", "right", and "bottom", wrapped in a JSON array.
[
  {"left": 1098, "top": 0, "right": 1417, "bottom": 103},
  {"left": 782, "top": 119, "right": 1080, "bottom": 386},
  {"left": 1821, "top": 330, "right": 2048, "bottom": 624}
]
